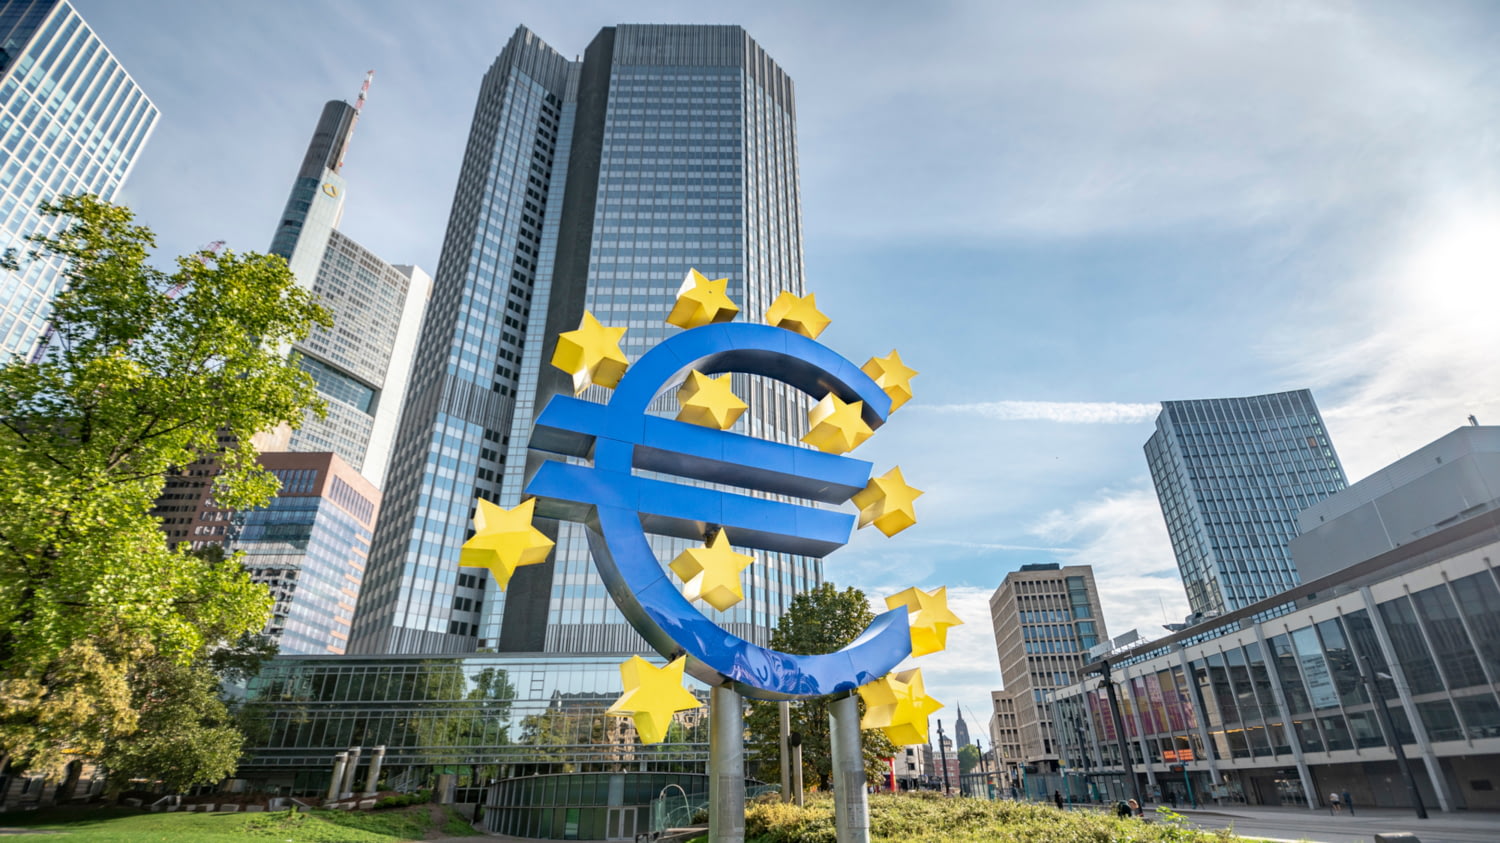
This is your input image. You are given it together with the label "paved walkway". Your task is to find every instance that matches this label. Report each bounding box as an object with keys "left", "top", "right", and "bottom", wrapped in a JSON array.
[{"left": 1170, "top": 802, "right": 1500, "bottom": 843}]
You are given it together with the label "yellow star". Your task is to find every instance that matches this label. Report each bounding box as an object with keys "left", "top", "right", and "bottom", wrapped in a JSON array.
[
  {"left": 458, "top": 498, "right": 555, "bottom": 590},
  {"left": 675, "top": 370, "right": 747, "bottom": 430},
  {"left": 861, "top": 350, "right": 918, "bottom": 412},
  {"left": 851, "top": 466, "right": 923, "bottom": 537},
  {"left": 857, "top": 668, "right": 943, "bottom": 745},
  {"left": 764, "top": 291, "right": 830, "bottom": 339},
  {"left": 667, "top": 268, "right": 740, "bottom": 329},
  {"left": 669, "top": 530, "right": 755, "bottom": 611},
  {"left": 551, "top": 311, "right": 628, "bottom": 393},
  {"left": 801, "top": 393, "right": 873, "bottom": 454},
  {"left": 885, "top": 586, "right": 964, "bottom": 657},
  {"left": 606, "top": 655, "right": 703, "bottom": 745}
]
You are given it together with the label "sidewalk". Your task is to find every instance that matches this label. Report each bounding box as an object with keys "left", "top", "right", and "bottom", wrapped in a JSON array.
[{"left": 1170, "top": 802, "right": 1500, "bottom": 843}]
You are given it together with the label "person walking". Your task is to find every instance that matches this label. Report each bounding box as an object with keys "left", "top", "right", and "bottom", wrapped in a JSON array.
[
  {"left": 1054, "top": 790, "right": 1064, "bottom": 810},
  {"left": 1129, "top": 798, "right": 1142, "bottom": 817},
  {"left": 1329, "top": 791, "right": 1341, "bottom": 814},
  {"left": 1341, "top": 790, "right": 1353, "bottom": 816}
]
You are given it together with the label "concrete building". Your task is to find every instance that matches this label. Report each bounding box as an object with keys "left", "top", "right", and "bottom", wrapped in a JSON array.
[
  {"left": 268, "top": 88, "right": 430, "bottom": 487},
  {"left": 1049, "top": 425, "right": 1500, "bottom": 812},
  {"left": 0, "top": 0, "right": 157, "bottom": 360},
  {"left": 988, "top": 563, "right": 1107, "bottom": 788},
  {"left": 348, "top": 23, "right": 815, "bottom": 660},
  {"left": 1145, "top": 390, "right": 1349, "bottom": 618}
]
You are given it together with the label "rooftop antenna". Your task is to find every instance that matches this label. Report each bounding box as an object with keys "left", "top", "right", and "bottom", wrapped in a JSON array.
[
  {"left": 1470, "top": 415, "right": 1480, "bottom": 427},
  {"left": 336, "top": 70, "right": 375, "bottom": 172}
]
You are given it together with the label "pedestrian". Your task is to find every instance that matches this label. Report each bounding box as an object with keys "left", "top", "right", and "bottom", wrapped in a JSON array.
[
  {"left": 1116, "top": 800, "right": 1131, "bottom": 818},
  {"left": 1054, "top": 790, "right": 1064, "bottom": 810},
  {"left": 1129, "top": 798, "right": 1141, "bottom": 817},
  {"left": 1168, "top": 789, "right": 1177, "bottom": 809},
  {"left": 1329, "top": 791, "right": 1341, "bottom": 814},
  {"left": 1341, "top": 790, "right": 1353, "bottom": 816}
]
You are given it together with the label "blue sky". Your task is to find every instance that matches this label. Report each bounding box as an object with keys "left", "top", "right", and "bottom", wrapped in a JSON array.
[{"left": 79, "top": 1, "right": 1500, "bottom": 735}]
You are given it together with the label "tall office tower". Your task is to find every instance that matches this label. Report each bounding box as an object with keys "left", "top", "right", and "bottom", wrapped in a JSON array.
[
  {"left": 350, "top": 24, "right": 813, "bottom": 656},
  {"left": 1144, "top": 389, "right": 1348, "bottom": 618},
  {"left": 268, "top": 86, "right": 430, "bottom": 488},
  {"left": 0, "top": 0, "right": 157, "bottom": 360},
  {"left": 988, "top": 564, "right": 1107, "bottom": 776}
]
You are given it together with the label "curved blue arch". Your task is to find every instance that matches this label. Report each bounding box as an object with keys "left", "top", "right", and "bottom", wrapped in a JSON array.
[{"left": 526, "top": 321, "right": 911, "bottom": 700}]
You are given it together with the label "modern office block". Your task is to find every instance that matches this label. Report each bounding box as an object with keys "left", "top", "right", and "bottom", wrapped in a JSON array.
[
  {"left": 269, "top": 90, "right": 430, "bottom": 487},
  {"left": 1145, "top": 389, "right": 1348, "bottom": 618},
  {"left": 1049, "top": 425, "right": 1500, "bottom": 812},
  {"left": 232, "top": 452, "right": 381, "bottom": 655},
  {"left": 988, "top": 564, "right": 1107, "bottom": 780},
  {"left": 0, "top": 0, "right": 157, "bottom": 360},
  {"left": 349, "top": 24, "right": 815, "bottom": 657}
]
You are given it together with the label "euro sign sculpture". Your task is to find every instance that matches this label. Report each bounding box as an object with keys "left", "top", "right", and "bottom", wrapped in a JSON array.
[{"left": 526, "top": 313, "right": 928, "bottom": 701}]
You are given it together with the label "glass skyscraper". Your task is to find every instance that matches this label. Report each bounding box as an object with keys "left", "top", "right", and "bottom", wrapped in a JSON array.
[
  {"left": 0, "top": 0, "right": 157, "bottom": 361},
  {"left": 1145, "top": 389, "right": 1348, "bottom": 618},
  {"left": 269, "top": 92, "right": 431, "bottom": 489},
  {"left": 349, "top": 24, "right": 816, "bottom": 657}
]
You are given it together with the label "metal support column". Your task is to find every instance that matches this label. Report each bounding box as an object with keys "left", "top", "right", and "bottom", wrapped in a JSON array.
[
  {"left": 1361, "top": 585, "right": 1454, "bottom": 812},
  {"left": 829, "top": 693, "right": 869, "bottom": 843},
  {"left": 1253, "top": 624, "right": 1317, "bottom": 810},
  {"left": 709, "top": 685, "right": 745, "bottom": 843},
  {"left": 1101, "top": 660, "right": 1145, "bottom": 811}
]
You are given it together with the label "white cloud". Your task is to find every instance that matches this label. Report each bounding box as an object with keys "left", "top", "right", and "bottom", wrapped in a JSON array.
[
  {"left": 915, "top": 400, "right": 1160, "bottom": 425},
  {"left": 1030, "top": 486, "right": 1189, "bottom": 642},
  {"left": 1275, "top": 199, "right": 1500, "bottom": 480}
]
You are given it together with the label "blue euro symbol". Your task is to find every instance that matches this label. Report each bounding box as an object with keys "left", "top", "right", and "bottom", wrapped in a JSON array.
[{"left": 525, "top": 321, "right": 913, "bottom": 700}]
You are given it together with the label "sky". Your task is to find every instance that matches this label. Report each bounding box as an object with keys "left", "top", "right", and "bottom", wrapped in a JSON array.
[{"left": 76, "top": 0, "right": 1500, "bottom": 741}]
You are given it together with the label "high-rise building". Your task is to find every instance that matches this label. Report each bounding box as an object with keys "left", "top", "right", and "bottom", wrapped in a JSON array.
[
  {"left": 350, "top": 24, "right": 813, "bottom": 656},
  {"left": 268, "top": 89, "right": 431, "bottom": 488},
  {"left": 1145, "top": 389, "right": 1348, "bottom": 618},
  {"left": 0, "top": 0, "right": 158, "bottom": 360},
  {"left": 988, "top": 563, "right": 1107, "bottom": 779}
]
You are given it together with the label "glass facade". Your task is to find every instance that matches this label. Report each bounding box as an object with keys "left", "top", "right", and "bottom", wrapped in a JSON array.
[
  {"left": 0, "top": 0, "right": 158, "bottom": 361},
  {"left": 1050, "top": 554, "right": 1500, "bottom": 812},
  {"left": 1145, "top": 390, "right": 1348, "bottom": 616},
  {"left": 239, "top": 654, "right": 708, "bottom": 788},
  {"left": 230, "top": 455, "right": 381, "bottom": 655},
  {"left": 350, "top": 24, "right": 817, "bottom": 658}
]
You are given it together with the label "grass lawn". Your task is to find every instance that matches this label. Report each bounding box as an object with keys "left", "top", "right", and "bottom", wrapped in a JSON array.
[{"left": 0, "top": 804, "right": 481, "bottom": 842}]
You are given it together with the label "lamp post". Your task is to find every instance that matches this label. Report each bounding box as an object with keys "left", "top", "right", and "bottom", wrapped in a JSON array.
[
  {"left": 1359, "top": 653, "right": 1427, "bottom": 819},
  {"left": 1099, "top": 660, "right": 1144, "bottom": 811},
  {"left": 936, "top": 720, "right": 952, "bottom": 796}
]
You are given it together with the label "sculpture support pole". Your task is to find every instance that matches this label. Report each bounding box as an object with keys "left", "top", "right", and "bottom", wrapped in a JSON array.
[
  {"left": 779, "top": 700, "right": 792, "bottom": 803},
  {"left": 829, "top": 693, "right": 869, "bottom": 843},
  {"left": 709, "top": 685, "right": 745, "bottom": 843}
]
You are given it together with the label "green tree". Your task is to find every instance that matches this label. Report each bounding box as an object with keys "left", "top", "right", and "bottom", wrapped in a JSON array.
[
  {"left": 745, "top": 583, "right": 899, "bottom": 792},
  {"left": 958, "top": 743, "right": 980, "bottom": 775},
  {"left": 0, "top": 195, "right": 328, "bottom": 783}
]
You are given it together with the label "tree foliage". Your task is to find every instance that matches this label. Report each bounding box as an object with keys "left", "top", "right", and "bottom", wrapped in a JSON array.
[
  {"left": 0, "top": 195, "right": 329, "bottom": 782},
  {"left": 746, "top": 583, "right": 899, "bottom": 792},
  {"left": 958, "top": 743, "right": 980, "bottom": 775}
]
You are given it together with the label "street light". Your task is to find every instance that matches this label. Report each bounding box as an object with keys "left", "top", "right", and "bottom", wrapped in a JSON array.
[
  {"left": 1359, "top": 653, "right": 1427, "bottom": 819},
  {"left": 1099, "top": 660, "right": 1145, "bottom": 811}
]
